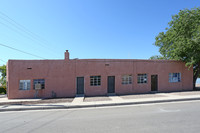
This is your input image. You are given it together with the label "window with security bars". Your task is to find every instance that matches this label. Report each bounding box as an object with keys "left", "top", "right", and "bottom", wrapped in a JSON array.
[
  {"left": 169, "top": 73, "right": 181, "bottom": 82},
  {"left": 33, "top": 79, "right": 45, "bottom": 89},
  {"left": 90, "top": 76, "right": 101, "bottom": 86},
  {"left": 19, "top": 80, "right": 31, "bottom": 90},
  {"left": 122, "top": 75, "right": 132, "bottom": 84},
  {"left": 137, "top": 74, "right": 147, "bottom": 84}
]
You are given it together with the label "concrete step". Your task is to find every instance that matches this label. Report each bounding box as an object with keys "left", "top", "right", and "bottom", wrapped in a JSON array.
[
  {"left": 108, "top": 95, "right": 124, "bottom": 102},
  {"left": 71, "top": 96, "right": 84, "bottom": 105}
]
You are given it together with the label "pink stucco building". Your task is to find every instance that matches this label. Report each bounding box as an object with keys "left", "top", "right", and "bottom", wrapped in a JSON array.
[{"left": 6, "top": 50, "right": 193, "bottom": 99}]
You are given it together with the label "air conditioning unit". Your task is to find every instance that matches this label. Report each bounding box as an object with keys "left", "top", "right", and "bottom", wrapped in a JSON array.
[{"left": 35, "top": 84, "right": 42, "bottom": 90}]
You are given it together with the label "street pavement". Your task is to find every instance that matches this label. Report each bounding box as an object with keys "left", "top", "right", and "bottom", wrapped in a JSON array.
[
  {"left": 0, "top": 100, "right": 200, "bottom": 133},
  {"left": 0, "top": 91, "right": 200, "bottom": 111}
]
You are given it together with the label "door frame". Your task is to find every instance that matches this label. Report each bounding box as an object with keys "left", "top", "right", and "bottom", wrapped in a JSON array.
[
  {"left": 151, "top": 75, "right": 158, "bottom": 91},
  {"left": 76, "top": 77, "right": 84, "bottom": 95},
  {"left": 107, "top": 76, "right": 115, "bottom": 93}
]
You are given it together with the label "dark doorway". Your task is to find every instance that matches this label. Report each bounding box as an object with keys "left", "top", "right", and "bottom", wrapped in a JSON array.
[
  {"left": 108, "top": 76, "right": 115, "bottom": 93},
  {"left": 151, "top": 75, "right": 158, "bottom": 91},
  {"left": 77, "top": 77, "right": 84, "bottom": 94}
]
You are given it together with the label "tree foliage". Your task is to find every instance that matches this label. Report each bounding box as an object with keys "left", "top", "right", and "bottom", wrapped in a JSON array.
[
  {"left": 154, "top": 7, "right": 200, "bottom": 88},
  {"left": 149, "top": 55, "right": 166, "bottom": 60},
  {"left": 0, "top": 65, "right": 6, "bottom": 87}
]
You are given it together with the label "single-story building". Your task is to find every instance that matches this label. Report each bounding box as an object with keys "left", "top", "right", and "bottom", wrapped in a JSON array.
[{"left": 6, "top": 50, "right": 193, "bottom": 99}]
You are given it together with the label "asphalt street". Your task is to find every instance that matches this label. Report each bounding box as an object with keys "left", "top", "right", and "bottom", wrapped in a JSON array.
[{"left": 0, "top": 101, "right": 200, "bottom": 133}]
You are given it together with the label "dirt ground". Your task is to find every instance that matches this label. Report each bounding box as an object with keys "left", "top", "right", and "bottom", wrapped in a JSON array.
[
  {"left": 84, "top": 96, "right": 111, "bottom": 102},
  {"left": 0, "top": 97, "right": 74, "bottom": 105}
]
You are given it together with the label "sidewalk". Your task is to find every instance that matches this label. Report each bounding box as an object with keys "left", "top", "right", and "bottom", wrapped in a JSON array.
[{"left": 0, "top": 91, "right": 200, "bottom": 112}]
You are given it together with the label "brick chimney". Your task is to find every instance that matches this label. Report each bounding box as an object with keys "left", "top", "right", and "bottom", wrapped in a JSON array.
[{"left": 65, "top": 50, "right": 70, "bottom": 60}]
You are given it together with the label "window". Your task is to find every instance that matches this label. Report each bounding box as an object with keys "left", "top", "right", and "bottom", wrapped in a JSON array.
[
  {"left": 122, "top": 75, "right": 132, "bottom": 84},
  {"left": 169, "top": 73, "right": 181, "bottom": 82},
  {"left": 19, "top": 80, "right": 30, "bottom": 90},
  {"left": 90, "top": 76, "right": 101, "bottom": 86},
  {"left": 137, "top": 74, "right": 147, "bottom": 84},
  {"left": 33, "top": 79, "right": 45, "bottom": 89}
]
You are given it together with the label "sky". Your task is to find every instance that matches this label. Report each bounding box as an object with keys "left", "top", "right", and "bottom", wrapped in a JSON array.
[{"left": 0, "top": 0, "right": 199, "bottom": 66}]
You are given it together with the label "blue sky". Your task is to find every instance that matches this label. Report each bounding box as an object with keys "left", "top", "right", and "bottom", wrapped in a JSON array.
[{"left": 0, "top": 0, "right": 199, "bottom": 66}]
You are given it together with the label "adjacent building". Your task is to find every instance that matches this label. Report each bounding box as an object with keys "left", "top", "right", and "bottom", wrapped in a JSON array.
[{"left": 6, "top": 50, "right": 193, "bottom": 99}]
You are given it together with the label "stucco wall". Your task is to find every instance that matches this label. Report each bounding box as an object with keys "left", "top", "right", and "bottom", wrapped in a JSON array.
[{"left": 7, "top": 58, "right": 193, "bottom": 99}]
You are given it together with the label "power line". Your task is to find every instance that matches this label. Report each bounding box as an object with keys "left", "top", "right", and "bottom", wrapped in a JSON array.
[
  {"left": 0, "top": 59, "right": 6, "bottom": 63},
  {"left": 0, "top": 43, "right": 46, "bottom": 59},
  {"left": 0, "top": 21, "right": 40, "bottom": 45},
  {"left": 0, "top": 21, "right": 55, "bottom": 54},
  {"left": 0, "top": 11, "right": 60, "bottom": 56},
  {"left": 0, "top": 11, "right": 47, "bottom": 43},
  {"left": 0, "top": 12, "right": 49, "bottom": 48}
]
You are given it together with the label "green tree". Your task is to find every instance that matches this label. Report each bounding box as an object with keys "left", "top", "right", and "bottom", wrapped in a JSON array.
[
  {"left": 149, "top": 55, "right": 166, "bottom": 60},
  {"left": 0, "top": 65, "right": 6, "bottom": 87},
  {"left": 154, "top": 7, "right": 200, "bottom": 89}
]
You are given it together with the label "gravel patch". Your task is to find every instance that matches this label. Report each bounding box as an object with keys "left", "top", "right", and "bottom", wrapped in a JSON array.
[
  {"left": 170, "top": 91, "right": 200, "bottom": 96},
  {"left": 120, "top": 94, "right": 166, "bottom": 100},
  {"left": 84, "top": 96, "right": 112, "bottom": 102},
  {"left": 0, "top": 98, "right": 74, "bottom": 105}
]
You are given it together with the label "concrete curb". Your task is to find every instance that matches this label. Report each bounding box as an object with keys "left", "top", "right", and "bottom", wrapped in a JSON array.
[{"left": 0, "top": 97, "right": 200, "bottom": 112}]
